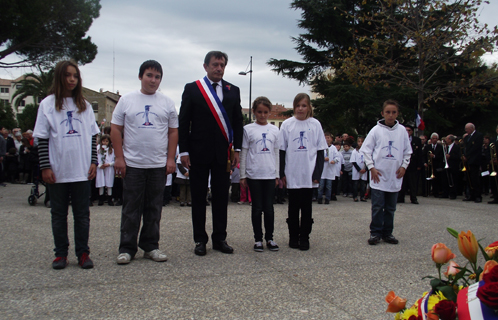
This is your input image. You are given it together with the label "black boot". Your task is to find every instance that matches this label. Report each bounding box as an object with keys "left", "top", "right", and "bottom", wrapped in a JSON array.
[
  {"left": 98, "top": 194, "right": 104, "bottom": 206},
  {"left": 107, "top": 195, "right": 114, "bottom": 206},
  {"left": 299, "top": 218, "right": 314, "bottom": 251},
  {"left": 286, "top": 218, "right": 300, "bottom": 248}
]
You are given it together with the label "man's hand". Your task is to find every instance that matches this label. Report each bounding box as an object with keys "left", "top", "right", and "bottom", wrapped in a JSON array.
[
  {"left": 396, "top": 167, "right": 406, "bottom": 179},
  {"left": 88, "top": 163, "right": 97, "bottom": 180},
  {"left": 166, "top": 158, "right": 176, "bottom": 175},
  {"left": 42, "top": 168, "right": 56, "bottom": 184},
  {"left": 114, "top": 157, "right": 127, "bottom": 178},
  {"left": 181, "top": 155, "right": 190, "bottom": 170},
  {"left": 370, "top": 167, "right": 381, "bottom": 183},
  {"left": 233, "top": 151, "right": 240, "bottom": 168}
]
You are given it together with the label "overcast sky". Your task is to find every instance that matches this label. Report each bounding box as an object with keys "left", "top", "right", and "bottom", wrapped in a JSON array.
[{"left": 2, "top": 0, "right": 498, "bottom": 110}]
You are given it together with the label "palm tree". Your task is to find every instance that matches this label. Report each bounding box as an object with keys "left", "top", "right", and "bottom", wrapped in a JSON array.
[{"left": 12, "top": 66, "right": 54, "bottom": 111}]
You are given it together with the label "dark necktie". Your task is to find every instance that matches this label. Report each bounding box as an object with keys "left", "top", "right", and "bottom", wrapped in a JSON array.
[{"left": 212, "top": 82, "right": 218, "bottom": 95}]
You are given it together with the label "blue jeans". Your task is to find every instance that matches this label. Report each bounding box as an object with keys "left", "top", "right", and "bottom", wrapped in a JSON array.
[
  {"left": 119, "top": 166, "right": 166, "bottom": 257},
  {"left": 247, "top": 179, "right": 275, "bottom": 242},
  {"left": 370, "top": 188, "right": 398, "bottom": 237},
  {"left": 318, "top": 179, "right": 332, "bottom": 200},
  {"left": 48, "top": 181, "right": 91, "bottom": 257},
  {"left": 352, "top": 179, "right": 366, "bottom": 199}
]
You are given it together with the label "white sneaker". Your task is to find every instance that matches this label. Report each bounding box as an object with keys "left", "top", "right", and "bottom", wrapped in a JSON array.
[
  {"left": 117, "top": 253, "right": 131, "bottom": 265},
  {"left": 144, "top": 249, "right": 168, "bottom": 262}
]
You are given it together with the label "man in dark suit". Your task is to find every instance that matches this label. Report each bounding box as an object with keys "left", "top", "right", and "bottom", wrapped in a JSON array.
[
  {"left": 463, "top": 123, "right": 483, "bottom": 203},
  {"left": 179, "top": 51, "right": 243, "bottom": 256},
  {"left": 398, "top": 124, "right": 422, "bottom": 204},
  {"left": 424, "top": 133, "right": 444, "bottom": 197},
  {"left": 441, "top": 134, "right": 460, "bottom": 199}
]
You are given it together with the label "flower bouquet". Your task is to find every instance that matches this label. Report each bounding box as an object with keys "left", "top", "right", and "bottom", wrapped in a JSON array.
[{"left": 386, "top": 228, "right": 498, "bottom": 320}]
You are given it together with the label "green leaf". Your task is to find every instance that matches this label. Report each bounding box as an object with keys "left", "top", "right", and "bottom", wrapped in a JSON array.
[
  {"left": 438, "top": 285, "right": 457, "bottom": 302},
  {"left": 447, "top": 227, "right": 459, "bottom": 238}
]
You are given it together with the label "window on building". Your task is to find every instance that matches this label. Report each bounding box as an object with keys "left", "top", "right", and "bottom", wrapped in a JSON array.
[
  {"left": 0, "top": 88, "right": 9, "bottom": 93},
  {"left": 1, "top": 99, "right": 9, "bottom": 104},
  {"left": 37, "top": 97, "right": 42, "bottom": 104},
  {"left": 91, "top": 102, "right": 98, "bottom": 111},
  {"left": 271, "top": 122, "right": 275, "bottom": 125},
  {"left": 16, "top": 85, "right": 22, "bottom": 89},
  {"left": 20, "top": 100, "right": 26, "bottom": 107}
]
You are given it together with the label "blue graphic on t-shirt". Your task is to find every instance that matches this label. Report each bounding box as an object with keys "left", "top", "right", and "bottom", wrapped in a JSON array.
[
  {"left": 136, "top": 105, "right": 158, "bottom": 126},
  {"left": 60, "top": 111, "right": 82, "bottom": 134},
  {"left": 256, "top": 133, "right": 271, "bottom": 151},
  {"left": 293, "top": 131, "right": 307, "bottom": 149},
  {"left": 381, "top": 141, "right": 398, "bottom": 158}
]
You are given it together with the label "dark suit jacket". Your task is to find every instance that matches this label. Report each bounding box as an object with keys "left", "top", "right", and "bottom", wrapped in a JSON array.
[
  {"left": 178, "top": 79, "right": 243, "bottom": 166},
  {"left": 407, "top": 136, "right": 423, "bottom": 172},
  {"left": 424, "top": 143, "right": 444, "bottom": 169},
  {"left": 464, "top": 131, "right": 484, "bottom": 166},
  {"left": 446, "top": 143, "right": 461, "bottom": 171}
]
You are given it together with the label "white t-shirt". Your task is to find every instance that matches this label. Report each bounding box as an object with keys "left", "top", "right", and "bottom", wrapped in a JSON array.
[
  {"left": 33, "top": 95, "right": 99, "bottom": 183},
  {"left": 321, "top": 145, "right": 339, "bottom": 180},
  {"left": 351, "top": 149, "right": 367, "bottom": 181},
  {"left": 279, "top": 117, "right": 328, "bottom": 189},
  {"left": 360, "top": 120, "right": 412, "bottom": 192},
  {"left": 241, "top": 123, "right": 279, "bottom": 179},
  {"left": 335, "top": 150, "right": 344, "bottom": 178},
  {"left": 111, "top": 90, "right": 178, "bottom": 168}
]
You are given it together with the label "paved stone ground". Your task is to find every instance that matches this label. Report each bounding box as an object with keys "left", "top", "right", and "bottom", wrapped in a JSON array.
[{"left": 0, "top": 183, "right": 496, "bottom": 319}]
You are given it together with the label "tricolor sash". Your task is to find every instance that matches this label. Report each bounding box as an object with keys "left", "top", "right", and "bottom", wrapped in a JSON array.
[
  {"left": 457, "top": 281, "right": 498, "bottom": 320},
  {"left": 196, "top": 76, "right": 234, "bottom": 169}
]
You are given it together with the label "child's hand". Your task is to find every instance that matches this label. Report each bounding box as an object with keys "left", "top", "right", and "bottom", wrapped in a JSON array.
[
  {"left": 275, "top": 178, "right": 279, "bottom": 187},
  {"left": 370, "top": 167, "right": 381, "bottom": 183},
  {"left": 184, "top": 172, "right": 189, "bottom": 177},
  {"left": 324, "top": 157, "right": 329, "bottom": 161},
  {"left": 42, "top": 168, "right": 56, "bottom": 184},
  {"left": 240, "top": 178, "right": 247, "bottom": 189},
  {"left": 360, "top": 169, "right": 366, "bottom": 174},
  {"left": 396, "top": 167, "right": 406, "bottom": 179},
  {"left": 88, "top": 163, "right": 97, "bottom": 180},
  {"left": 330, "top": 160, "right": 335, "bottom": 164}
]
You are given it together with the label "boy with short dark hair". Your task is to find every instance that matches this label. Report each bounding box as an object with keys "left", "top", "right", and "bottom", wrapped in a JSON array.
[
  {"left": 318, "top": 132, "right": 339, "bottom": 204},
  {"left": 341, "top": 142, "right": 353, "bottom": 197}
]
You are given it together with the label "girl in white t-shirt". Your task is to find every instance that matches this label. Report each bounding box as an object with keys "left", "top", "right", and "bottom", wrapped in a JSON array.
[
  {"left": 96, "top": 134, "right": 115, "bottom": 206},
  {"left": 278, "top": 93, "right": 328, "bottom": 250},
  {"left": 33, "top": 60, "right": 99, "bottom": 270},
  {"left": 240, "top": 96, "right": 280, "bottom": 252}
]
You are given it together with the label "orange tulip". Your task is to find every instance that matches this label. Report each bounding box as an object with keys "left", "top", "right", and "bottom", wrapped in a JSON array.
[
  {"left": 485, "top": 241, "right": 498, "bottom": 259},
  {"left": 443, "top": 260, "right": 460, "bottom": 278},
  {"left": 431, "top": 243, "right": 456, "bottom": 265},
  {"left": 479, "top": 260, "right": 498, "bottom": 281},
  {"left": 385, "top": 291, "right": 407, "bottom": 313},
  {"left": 458, "top": 230, "right": 479, "bottom": 264}
]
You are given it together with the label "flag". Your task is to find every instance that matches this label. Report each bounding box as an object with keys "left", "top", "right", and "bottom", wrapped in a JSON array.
[{"left": 415, "top": 111, "right": 425, "bottom": 131}]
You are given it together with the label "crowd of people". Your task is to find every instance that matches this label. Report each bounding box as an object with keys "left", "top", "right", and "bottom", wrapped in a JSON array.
[{"left": 2, "top": 51, "right": 497, "bottom": 270}]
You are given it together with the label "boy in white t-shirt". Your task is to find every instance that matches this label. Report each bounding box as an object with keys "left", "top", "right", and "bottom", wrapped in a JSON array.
[
  {"left": 317, "top": 132, "right": 338, "bottom": 204},
  {"left": 111, "top": 60, "right": 179, "bottom": 264},
  {"left": 360, "top": 99, "right": 411, "bottom": 246},
  {"left": 332, "top": 141, "right": 343, "bottom": 201},
  {"left": 351, "top": 136, "right": 368, "bottom": 202}
]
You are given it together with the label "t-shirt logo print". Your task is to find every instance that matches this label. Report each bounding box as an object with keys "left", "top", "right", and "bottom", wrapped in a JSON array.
[
  {"left": 136, "top": 105, "right": 158, "bottom": 126},
  {"left": 293, "top": 131, "right": 308, "bottom": 149},
  {"left": 257, "top": 133, "right": 271, "bottom": 151},
  {"left": 60, "top": 111, "right": 82, "bottom": 134},
  {"left": 381, "top": 141, "right": 398, "bottom": 158}
]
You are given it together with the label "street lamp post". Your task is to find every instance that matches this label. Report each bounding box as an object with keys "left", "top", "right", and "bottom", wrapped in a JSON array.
[{"left": 238, "top": 56, "right": 252, "bottom": 122}]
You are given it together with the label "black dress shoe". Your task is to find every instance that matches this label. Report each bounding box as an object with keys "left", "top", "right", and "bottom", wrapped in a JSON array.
[
  {"left": 463, "top": 198, "right": 474, "bottom": 202},
  {"left": 212, "top": 241, "right": 234, "bottom": 254},
  {"left": 194, "top": 242, "right": 206, "bottom": 256},
  {"left": 474, "top": 198, "right": 482, "bottom": 203},
  {"left": 449, "top": 196, "right": 456, "bottom": 200},
  {"left": 488, "top": 200, "right": 498, "bottom": 204},
  {"left": 411, "top": 200, "right": 419, "bottom": 204}
]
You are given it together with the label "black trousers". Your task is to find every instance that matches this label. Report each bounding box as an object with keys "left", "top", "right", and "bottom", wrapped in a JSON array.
[
  {"left": 468, "top": 164, "right": 481, "bottom": 199},
  {"left": 398, "top": 170, "right": 419, "bottom": 201},
  {"left": 189, "top": 161, "right": 230, "bottom": 244}
]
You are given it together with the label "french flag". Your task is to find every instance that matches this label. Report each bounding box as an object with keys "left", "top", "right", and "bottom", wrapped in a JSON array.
[{"left": 415, "top": 111, "right": 425, "bottom": 131}]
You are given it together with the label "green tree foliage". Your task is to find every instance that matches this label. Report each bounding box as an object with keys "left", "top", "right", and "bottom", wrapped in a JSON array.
[
  {"left": 0, "top": 0, "right": 101, "bottom": 68},
  {"left": 16, "top": 104, "right": 38, "bottom": 132},
  {"left": 12, "top": 66, "right": 54, "bottom": 111},
  {"left": 0, "top": 100, "right": 18, "bottom": 129},
  {"left": 268, "top": 0, "right": 498, "bottom": 135},
  {"left": 338, "top": 0, "right": 498, "bottom": 118}
]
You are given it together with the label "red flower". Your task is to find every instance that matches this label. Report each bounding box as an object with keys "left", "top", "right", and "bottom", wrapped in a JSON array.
[
  {"left": 483, "top": 263, "right": 498, "bottom": 284},
  {"left": 433, "top": 300, "right": 457, "bottom": 320},
  {"left": 477, "top": 282, "right": 498, "bottom": 309}
]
